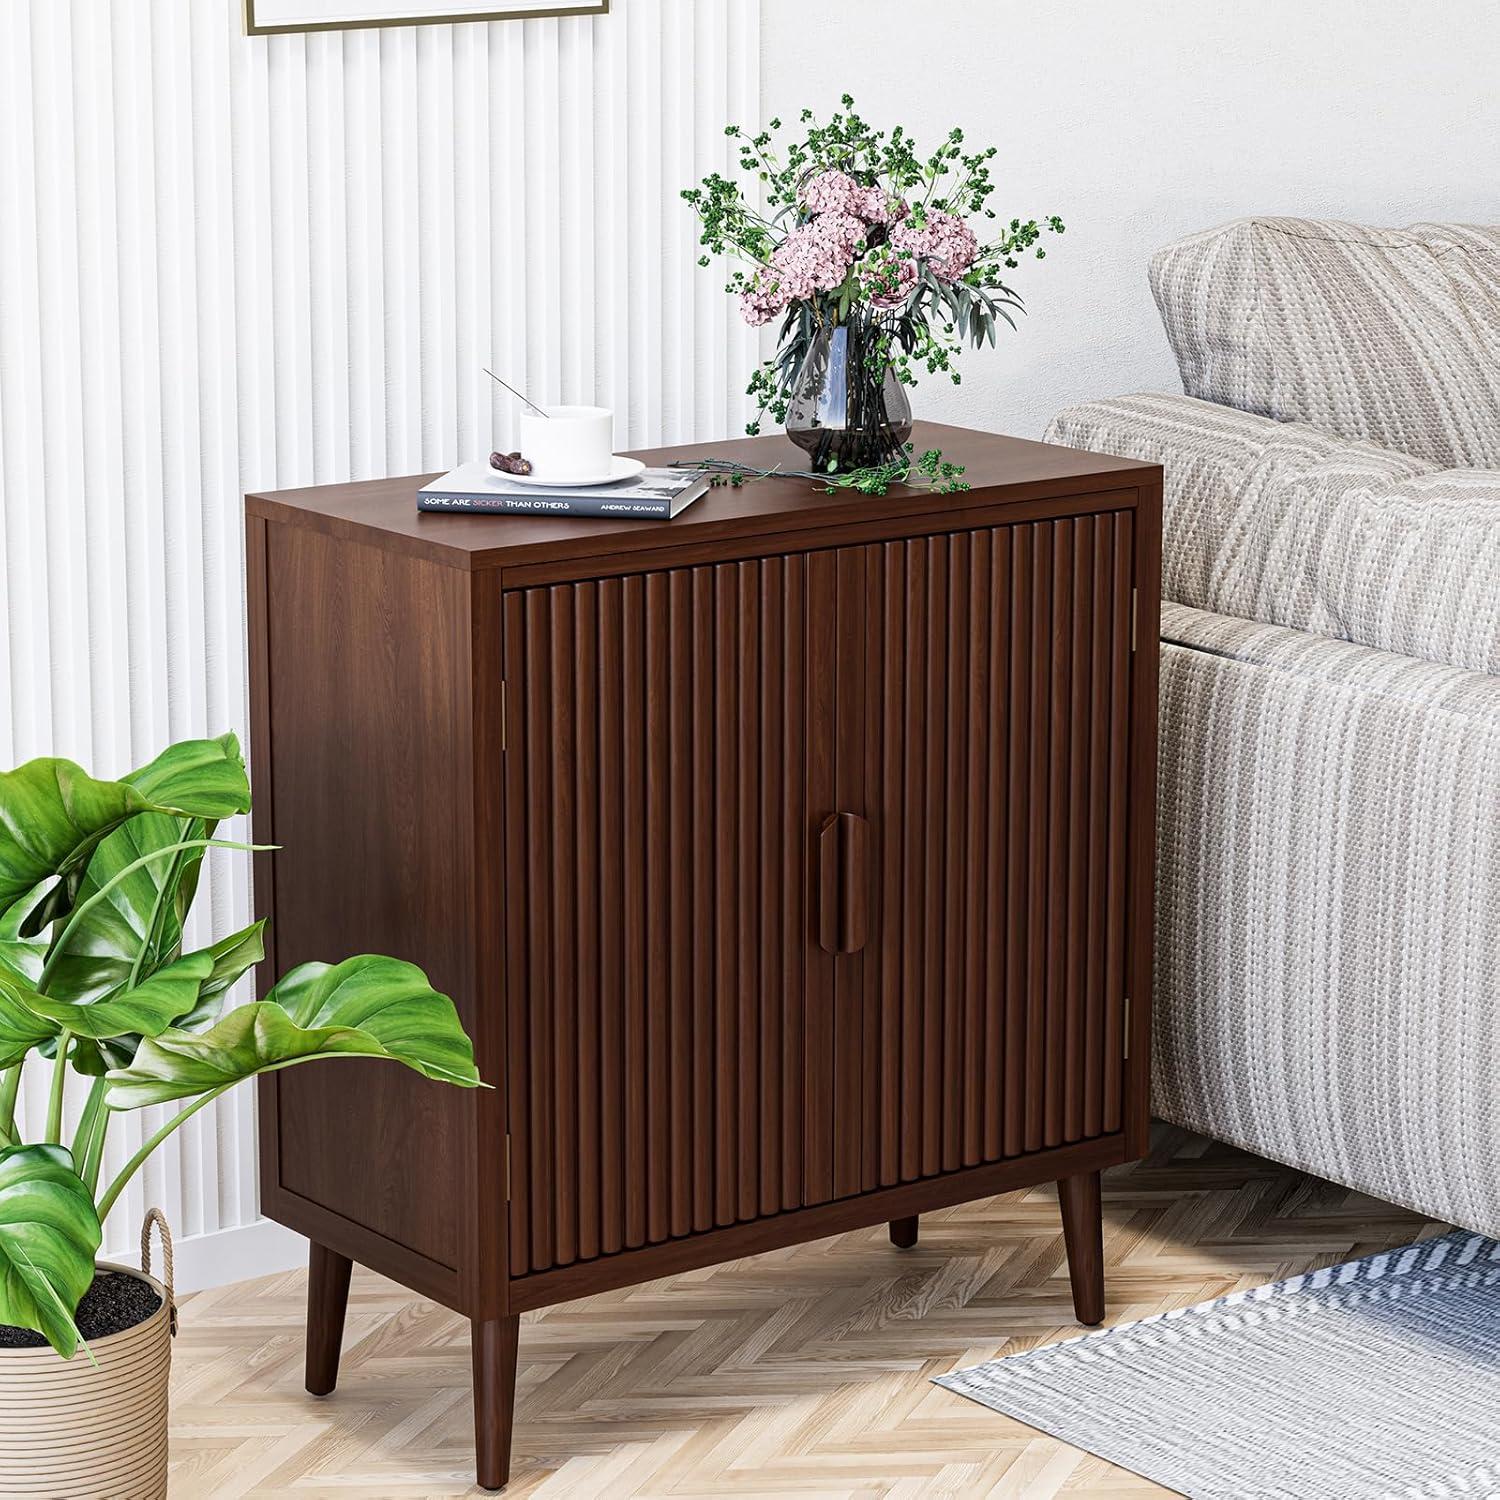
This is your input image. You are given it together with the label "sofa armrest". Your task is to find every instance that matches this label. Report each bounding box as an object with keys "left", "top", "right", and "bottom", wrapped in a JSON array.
[
  {"left": 1046, "top": 391, "right": 1312, "bottom": 476},
  {"left": 1156, "top": 604, "right": 1500, "bottom": 1236},
  {"left": 1161, "top": 603, "right": 1500, "bottom": 723},
  {"left": 1047, "top": 394, "right": 1500, "bottom": 677}
]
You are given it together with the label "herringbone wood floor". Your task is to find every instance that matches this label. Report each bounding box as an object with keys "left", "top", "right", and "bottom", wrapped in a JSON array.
[{"left": 167, "top": 1128, "right": 1441, "bottom": 1498}]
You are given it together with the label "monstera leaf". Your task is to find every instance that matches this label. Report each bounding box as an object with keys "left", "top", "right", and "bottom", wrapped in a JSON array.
[
  {"left": 124, "top": 734, "right": 251, "bottom": 816},
  {"left": 3, "top": 735, "right": 251, "bottom": 936},
  {"left": 23, "top": 951, "right": 214, "bottom": 1042},
  {"left": 36, "top": 812, "right": 208, "bottom": 1007},
  {"left": 0, "top": 884, "right": 46, "bottom": 991},
  {"left": 0, "top": 1144, "right": 102, "bottom": 1359},
  {"left": 0, "top": 924, "right": 263, "bottom": 1077},
  {"left": 65, "top": 925, "right": 265, "bottom": 1076},
  {"left": 0, "top": 974, "right": 60, "bottom": 1069},
  {"left": 0, "top": 761, "right": 158, "bottom": 925},
  {"left": 194, "top": 921, "right": 267, "bottom": 1002},
  {"left": 106, "top": 955, "right": 483, "bottom": 1109},
  {"left": 0, "top": 956, "right": 213, "bottom": 1076}
]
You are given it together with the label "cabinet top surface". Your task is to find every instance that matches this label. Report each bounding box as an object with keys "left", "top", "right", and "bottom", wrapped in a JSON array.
[{"left": 246, "top": 421, "right": 1157, "bottom": 572}]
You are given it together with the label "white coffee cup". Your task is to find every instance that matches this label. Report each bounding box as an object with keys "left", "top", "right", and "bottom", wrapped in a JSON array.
[{"left": 518, "top": 404, "right": 614, "bottom": 481}]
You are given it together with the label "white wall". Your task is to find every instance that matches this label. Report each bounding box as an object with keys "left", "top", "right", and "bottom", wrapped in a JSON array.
[
  {"left": 761, "top": 0, "right": 1500, "bottom": 439},
  {"left": 0, "top": 0, "right": 757, "bottom": 1289}
]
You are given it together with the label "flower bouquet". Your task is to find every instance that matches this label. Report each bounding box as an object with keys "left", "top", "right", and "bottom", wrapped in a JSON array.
[{"left": 683, "top": 95, "right": 1063, "bottom": 473}]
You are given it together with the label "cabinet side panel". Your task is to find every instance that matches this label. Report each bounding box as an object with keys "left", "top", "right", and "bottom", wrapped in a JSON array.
[{"left": 260, "top": 523, "right": 475, "bottom": 1281}]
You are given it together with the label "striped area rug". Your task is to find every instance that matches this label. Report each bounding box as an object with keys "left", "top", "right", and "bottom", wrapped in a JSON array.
[{"left": 936, "top": 1230, "right": 1500, "bottom": 1499}]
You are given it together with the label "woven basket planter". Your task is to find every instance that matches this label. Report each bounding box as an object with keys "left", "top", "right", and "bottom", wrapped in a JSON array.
[{"left": 0, "top": 1213, "right": 175, "bottom": 1499}]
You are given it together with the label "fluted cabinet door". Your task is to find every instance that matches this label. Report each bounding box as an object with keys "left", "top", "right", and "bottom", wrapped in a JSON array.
[
  {"left": 501, "top": 554, "right": 838, "bottom": 1277},
  {"left": 833, "top": 515, "right": 1136, "bottom": 1196}
]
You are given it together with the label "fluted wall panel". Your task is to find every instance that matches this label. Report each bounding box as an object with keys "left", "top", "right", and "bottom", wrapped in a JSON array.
[{"left": 0, "top": 0, "right": 760, "bottom": 1267}]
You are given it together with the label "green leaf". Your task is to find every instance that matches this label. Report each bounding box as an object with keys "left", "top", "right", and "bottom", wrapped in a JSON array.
[
  {"left": 123, "top": 734, "right": 251, "bottom": 820},
  {"left": 24, "top": 951, "right": 215, "bottom": 1043},
  {"left": 106, "top": 955, "right": 483, "bottom": 1109},
  {"left": 73, "top": 922, "right": 267, "bottom": 1074},
  {"left": 0, "top": 1144, "right": 101, "bottom": 1359},
  {"left": 0, "top": 974, "right": 60, "bottom": 1069},
  {"left": 0, "top": 884, "right": 47, "bottom": 990},
  {"left": 197, "top": 920, "right": 267, "bottom": 1004},
  {"left": 45, "top": 735, "right": 249, "bottom": 945},
  {"left": 1, "top": 734, "right": 250, "bottom": 935},
  {"left": 37, "top": 812, "right": 209, "bottom": 1007},
  {"left": 63, "top": 925, "right": 264, "bottom": 1076},
  {"left": 0, "top": 761, "right": 160, "bottom": 925}
]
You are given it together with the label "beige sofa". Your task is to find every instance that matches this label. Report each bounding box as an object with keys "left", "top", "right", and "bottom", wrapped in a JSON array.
[{"left": 1048, "top": 218, "right": 1500, "bottom": 1236}]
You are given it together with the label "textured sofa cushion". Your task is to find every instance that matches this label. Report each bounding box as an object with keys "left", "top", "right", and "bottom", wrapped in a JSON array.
[
  {"left": 1150, "top": 217, "right": 1500, "bottom": 468},
  {"left": 1047, "top": 393, "right": 1500, "bottom": 676}
]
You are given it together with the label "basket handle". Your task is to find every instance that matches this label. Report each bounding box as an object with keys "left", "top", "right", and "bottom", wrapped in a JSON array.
[{"left": 140, "top": 1207, "right": 178, "bottom": 1336}]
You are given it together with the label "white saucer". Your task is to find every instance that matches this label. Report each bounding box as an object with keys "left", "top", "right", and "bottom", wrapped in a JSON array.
[{"left": 503, "top": 455, "right": 646, "bottom": 488}]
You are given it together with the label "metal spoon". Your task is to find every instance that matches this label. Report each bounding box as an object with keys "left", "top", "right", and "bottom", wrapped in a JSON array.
[{"left": 483, "top": 368, "right": 549, "bottom": 419}]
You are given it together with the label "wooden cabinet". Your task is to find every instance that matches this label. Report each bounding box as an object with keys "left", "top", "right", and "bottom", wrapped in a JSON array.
[{"left": 247, "top": 424, "right": 1161, "bottom": 1491}]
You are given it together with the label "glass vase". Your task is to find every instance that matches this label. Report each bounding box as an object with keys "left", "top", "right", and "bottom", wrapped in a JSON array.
[{"left": 785, "top": 311, "right": 913, "bottom": 474}]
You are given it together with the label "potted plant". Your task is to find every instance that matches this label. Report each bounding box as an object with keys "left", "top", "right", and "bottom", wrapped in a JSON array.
[
  {"left": 0, "top": 733, "right": 482, "bottom": 1498},
  {"left": 683, "top": 94, "right": 1064, "bottom": 471}
]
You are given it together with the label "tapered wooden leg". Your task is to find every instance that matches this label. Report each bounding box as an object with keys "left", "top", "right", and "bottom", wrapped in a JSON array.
[
  {"left": 472, "top": 1315, "right": 521, "bottom": 1491},
  {"left": 1058, "top": 1170, "right": 1105, "bottom": 1326},
  {"left": 305, "top": 1242, "right": 354, "bottom": 1396},
  {"left": 889, "top": 1214, "right": 919, "bottom": 1249}
]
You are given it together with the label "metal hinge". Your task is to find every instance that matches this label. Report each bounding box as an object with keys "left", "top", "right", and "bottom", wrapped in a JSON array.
[
  {"left": 1123, "top": 997, "right": 1132, "bottom": 1059},
  {"left": 504, "top": 1134, "right": 512, "bottom": 1200},
  {"left": 1130, "top": 588, "right": 1139, "bottom": 653}
]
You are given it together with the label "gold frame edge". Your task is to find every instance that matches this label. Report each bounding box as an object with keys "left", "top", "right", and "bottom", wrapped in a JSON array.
[{"left": 244, "top": 0, "right": 608, "bottom": 35}]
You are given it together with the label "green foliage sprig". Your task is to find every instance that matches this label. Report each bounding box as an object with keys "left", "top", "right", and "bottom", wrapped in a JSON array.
[{"left": 673, "top": 445, "right": 969, "bottom": 498}]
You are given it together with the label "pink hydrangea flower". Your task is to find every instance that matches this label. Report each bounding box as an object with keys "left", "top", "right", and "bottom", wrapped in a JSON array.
[
  {"left": 800, "top": 170, "right": 909, "bottom": 228},
  {"left": 799, "top": 169, "right": 861, "bottom": 216},
  {"left": 739, "top": 210, "right": 869, "bottom": 328},
  {"left": 768, "top": 212, "right": 865, "bottom": 300},
  {"left": 852, "top": 184, "right": 909, "bottom": 225},
  {"left": 812, "top": 210, "right": 869, "bottom": 257},
  {"left": 891, "top": 208, "right": 979, "bottom": 282},
  {"left": 739, "top": 279, "right": 786, "bottom": 326}
]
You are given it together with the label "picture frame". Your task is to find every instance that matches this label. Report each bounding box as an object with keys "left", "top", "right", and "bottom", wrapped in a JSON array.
[{"left": 244, "top": 0, "right": 608, "bottom": 34}]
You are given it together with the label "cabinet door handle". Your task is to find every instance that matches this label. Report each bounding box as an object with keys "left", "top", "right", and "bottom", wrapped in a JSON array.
[
  {"left": 817, "top": 812, "right": 870, "bottom": 956},
  {"left": 817, "top": 815, "right": 841, "bottom": 954}
]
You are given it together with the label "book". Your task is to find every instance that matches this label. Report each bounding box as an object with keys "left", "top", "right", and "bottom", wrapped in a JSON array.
[{"left": 418, "top": 459, "right": 711, "bottom": 520}]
